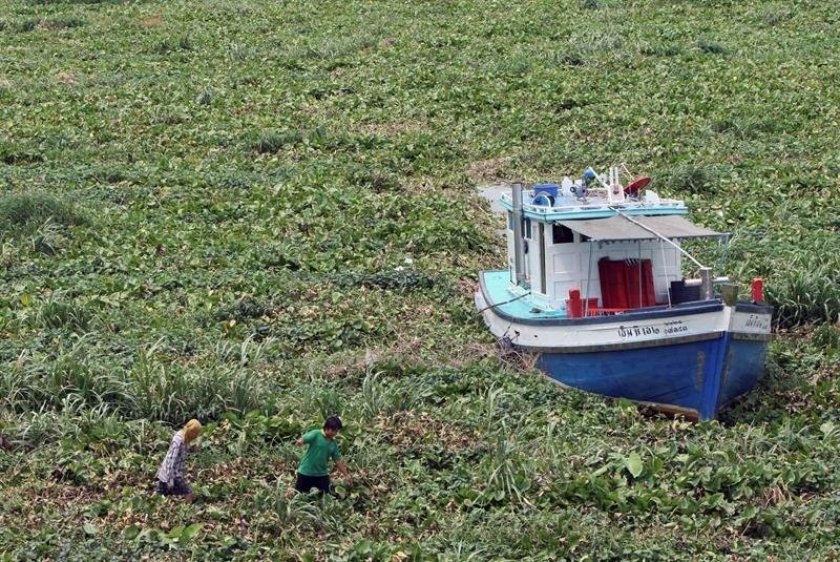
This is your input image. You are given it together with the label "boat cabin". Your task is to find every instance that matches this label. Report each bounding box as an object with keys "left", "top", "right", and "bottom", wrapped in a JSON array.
[{"left": 500, "top": 168, "right": 729, "bottom": 317}]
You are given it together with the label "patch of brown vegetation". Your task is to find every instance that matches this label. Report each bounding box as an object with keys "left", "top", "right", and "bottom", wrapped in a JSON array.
[
  {"left": 140, "top": 15, "right": 164, "bottom": 28},
  {"left": 757, "top": 484, "right": 790, "bottom": 507},
  {"left": 376, "top": 411, "right": 481, "bottom": 453},
  {"left": 55, "top": 71, "right": 77, "bottom": 86},
  {"left": 496, "top": 339, "right": 539, "bottom": 371},
  {"left": 775, "top": 388, "right": 816, "bottom": 415},
  {"left": 306, "top": 337, "right": 497, "bottom": 381},
  {"left": 400, "top": 175, "right": 446, "bottom": 195},
  {"left": 466, "top": 156, "right": 511, "bottom": 184},
  {"left": 458, "top": 277, "right": 478, "bottom": 296},
  {"left": 11, "top": 481, "right": 107, "bottom": 510},
  {"left": 353, "top": 120, "right": 427, "bottom": 137}
]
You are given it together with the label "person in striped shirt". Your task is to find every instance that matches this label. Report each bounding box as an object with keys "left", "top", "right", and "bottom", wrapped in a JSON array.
[{"left": 156, "top": 419, "right": 202, "bottom": 499}]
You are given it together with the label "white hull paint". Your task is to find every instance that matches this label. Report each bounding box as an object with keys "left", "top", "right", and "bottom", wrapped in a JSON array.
[
  {"left": 729, "top": 309, "right": 773, "bottom": 336},
  {"left": 476, "top": 290, "right": 771, "bottom": 353}
]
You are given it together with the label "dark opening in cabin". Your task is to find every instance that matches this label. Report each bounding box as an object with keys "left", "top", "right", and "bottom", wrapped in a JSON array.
[{"left": 552, "top": 224, "right": 574, "bottom": 244}]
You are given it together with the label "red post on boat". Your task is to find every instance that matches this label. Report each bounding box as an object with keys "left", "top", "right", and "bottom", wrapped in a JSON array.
[
  {"left": 567, "top": 289, "right": 583, "bottom": 318},
  {"left": 751, "top": 278, "right": 764, "bottom": 303}
]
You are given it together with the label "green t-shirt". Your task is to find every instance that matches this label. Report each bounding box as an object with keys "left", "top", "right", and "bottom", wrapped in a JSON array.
[{"left": 298, "top": 429, "right": 341, "bottom": 477}]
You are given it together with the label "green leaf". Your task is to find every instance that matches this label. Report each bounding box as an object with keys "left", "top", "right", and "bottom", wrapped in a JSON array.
[
  {"left": 626, "top": 453, "right": 643, "bottom": 478},
  {"left": 182, "top": 523, "right": 203, "bottom": 540},
  {"left": 206, "top": 506, "right": 226, "bottom": 520},
  {"left": 123, "top": 525, "right": 141, "bottom": 540},
  {"left": 591, "top": 465, "right": 609, "bottom": 478},
  {"left": 83, "top": 522, "right": 98, "bottom": 536}
]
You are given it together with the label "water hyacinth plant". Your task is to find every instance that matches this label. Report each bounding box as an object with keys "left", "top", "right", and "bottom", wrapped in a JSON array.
[{"left": 1, "top": 0, "right": 838, "bottom": 559}]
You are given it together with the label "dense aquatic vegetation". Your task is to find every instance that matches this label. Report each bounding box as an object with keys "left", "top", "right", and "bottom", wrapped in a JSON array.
[{"left": 1, "top": 0, "right": 838, "bottom": 559}]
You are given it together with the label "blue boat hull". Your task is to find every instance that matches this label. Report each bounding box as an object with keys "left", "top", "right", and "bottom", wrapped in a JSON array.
[
  {"left": 717, "top": 336, "right": 771, "bottom": 411},
  {"left": 536, "top": 333, "right": 769, "bottom": 420}
]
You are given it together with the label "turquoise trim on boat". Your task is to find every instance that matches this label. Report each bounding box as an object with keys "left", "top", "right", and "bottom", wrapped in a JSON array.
[
  {"left": 498, "top": 199, "right": 688, "bottom": 221},
  {"left": 480, "top": 270, "right": 568, "bottom": 320}
]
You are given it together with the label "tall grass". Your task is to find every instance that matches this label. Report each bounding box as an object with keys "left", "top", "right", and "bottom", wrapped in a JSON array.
[
  {"left": 356, "top": 370, "right": 429, "bottom": 420},
  {"left": 476, "top": 422, "right": 534, "bottom": 506},
  {"left": 768, "top": 268, "right": 840, "bottom": 328},
  {"left": 0, "top": 344, "right": 275, "bottom": 423},
  {"left": 37, "top": 300, "right": 91, "bottom": 331},
  {"left": 0, "top": 193, "right": 86, "bottom": 232},
  {"left": 123, "top": 358, "right": 274, "bottom": 423}
]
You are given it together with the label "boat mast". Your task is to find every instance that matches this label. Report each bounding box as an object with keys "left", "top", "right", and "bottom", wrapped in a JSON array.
[{"left": 512, "top": 182, "right": 526, "bottom": 287}]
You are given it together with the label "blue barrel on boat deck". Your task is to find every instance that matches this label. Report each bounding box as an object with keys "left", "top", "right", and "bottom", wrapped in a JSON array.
[{"left": 532, "top": 183, "right": 560, "bottom": 205}]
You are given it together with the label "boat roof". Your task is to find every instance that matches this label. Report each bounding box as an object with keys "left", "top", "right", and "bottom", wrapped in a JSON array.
[{"left": 558, "top": 215, "right": 728, "bottom": 242}]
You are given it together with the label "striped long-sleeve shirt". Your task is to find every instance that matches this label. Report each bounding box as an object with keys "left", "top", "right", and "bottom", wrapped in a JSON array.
[{"left": 156, "top": 430, "right": 187, "bottom": 485}]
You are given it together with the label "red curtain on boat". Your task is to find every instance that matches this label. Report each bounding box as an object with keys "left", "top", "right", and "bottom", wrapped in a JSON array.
[{"left": 599, "top": 258, "right": 655, "bottom": 309}]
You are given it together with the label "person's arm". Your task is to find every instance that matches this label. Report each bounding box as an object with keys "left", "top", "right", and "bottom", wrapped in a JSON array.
[
  {"left": 296, "top": 430, "right": 316, "bottom": 447},
  {"left": 335, "top": 458, "right": 352, "bottom": 486}
]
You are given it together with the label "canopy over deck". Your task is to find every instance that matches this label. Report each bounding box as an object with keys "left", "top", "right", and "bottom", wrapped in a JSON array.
[{"left": 558, "top": 215, "right": 727, "bottom": 242}]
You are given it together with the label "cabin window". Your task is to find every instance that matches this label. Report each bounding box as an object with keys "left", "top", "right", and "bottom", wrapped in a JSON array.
[
  {"left": 552, "top": 224, "right": 574, "bottom": 244},
  {"left": 521, "top": 218, "right": 532, "bottom": 239}
]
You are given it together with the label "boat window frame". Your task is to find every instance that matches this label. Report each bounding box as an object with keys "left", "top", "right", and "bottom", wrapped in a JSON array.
[{"left": 522, "top": 218, "right": 532, "bottom": 240}]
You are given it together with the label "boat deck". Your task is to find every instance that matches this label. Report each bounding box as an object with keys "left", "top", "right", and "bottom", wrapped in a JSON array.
[
  {"left": 479, "top": 270, "right": 727, "bottom": 323},
  {"left": 480, "top": 270, "right": 569, "bottom": 320}
]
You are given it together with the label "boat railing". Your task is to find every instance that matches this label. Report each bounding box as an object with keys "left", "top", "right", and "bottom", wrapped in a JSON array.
[
  {"left": 498, "top": 192, "right": 685, "bottom": 214},
  {"left": 568, "top": 297, "right": 727, "bottom": 318}
]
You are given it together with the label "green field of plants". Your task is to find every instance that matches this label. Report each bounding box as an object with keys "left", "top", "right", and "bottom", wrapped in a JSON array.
[{"left": 1, "top": 0, "right": 838, "bottom": 559}]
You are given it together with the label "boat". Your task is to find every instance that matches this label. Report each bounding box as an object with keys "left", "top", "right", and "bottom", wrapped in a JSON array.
[{"left": 474, "top": 165, "right": 773, "bottom": 420}]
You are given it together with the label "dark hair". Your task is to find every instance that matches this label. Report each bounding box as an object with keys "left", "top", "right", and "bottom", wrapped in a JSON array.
[{"left": 324, "top": 415, "right": 343, "bottom": 431}]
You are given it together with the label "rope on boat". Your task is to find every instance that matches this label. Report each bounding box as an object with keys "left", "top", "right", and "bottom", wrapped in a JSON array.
[
  {"left": 476, "top": 291, "right": 532, "bottom": 315},
  {"left": 610, "top": 207, "right": 707, "bottom": 269}
]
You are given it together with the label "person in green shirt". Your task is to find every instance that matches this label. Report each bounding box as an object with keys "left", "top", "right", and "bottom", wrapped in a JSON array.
[{"left": 295, "top": 415, "right": 352, "bottom": 494}]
